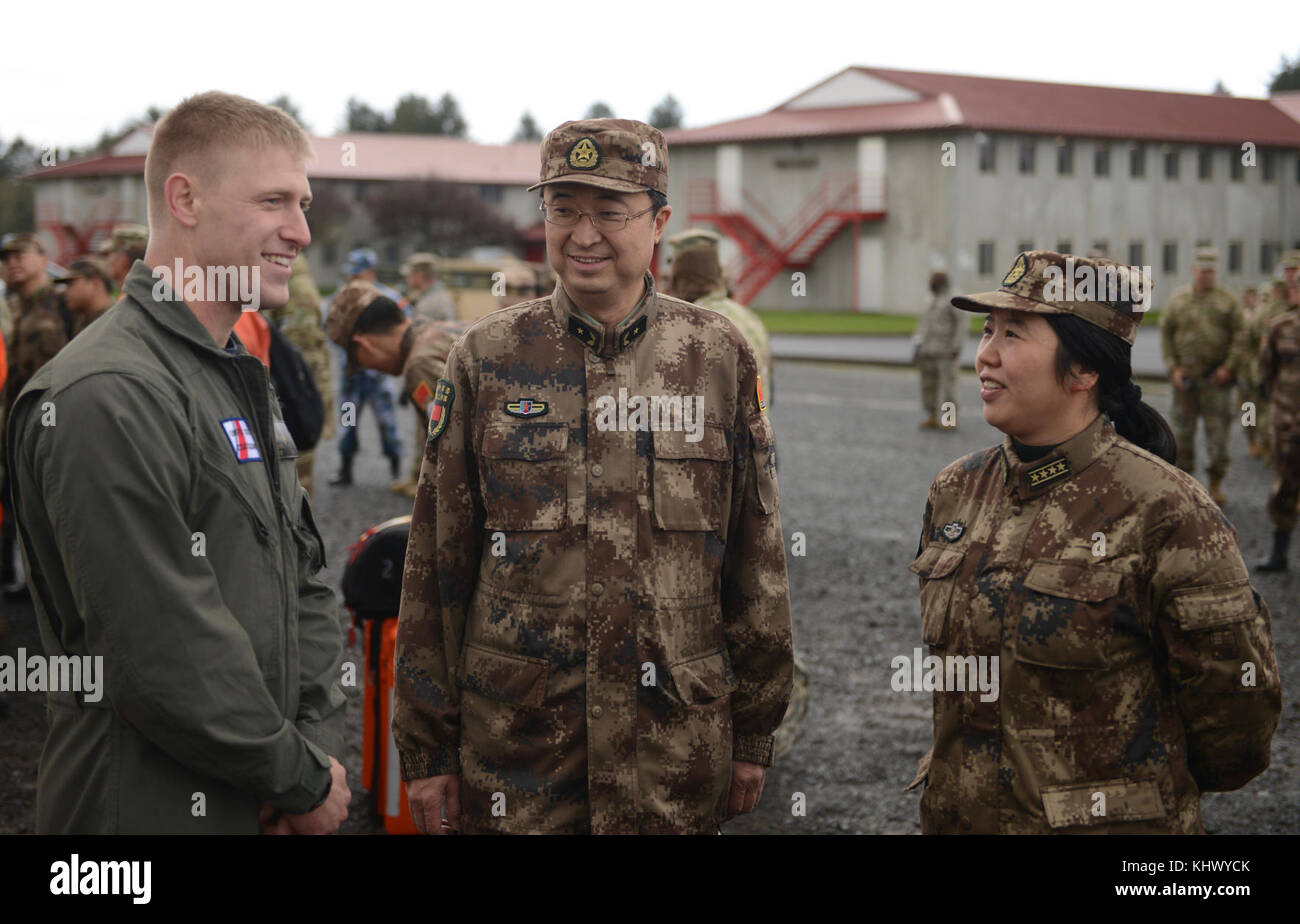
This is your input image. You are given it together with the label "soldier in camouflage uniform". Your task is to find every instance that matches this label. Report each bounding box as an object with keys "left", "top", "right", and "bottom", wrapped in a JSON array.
[
  {"left": 97, "top": 223, "right": 149, "bottom": 292},
  {"left": 393, "top": 119, "right": 793, "bottom": 834},
  {"left": 1237, "top": 284, "right": 1264, "bottom": 457},
  {"left": 909, "top": 251, "right": 1280, "bottom": 833},
  {"left": 1160, "top": 248, "right": 1245, "bottom": 503},
  {"left": 1256, "top": 265, "right": 1300, "bottom": 571},
  {"left": 325, "top": 280, "right": 468, "bottom": 497},
  {"left": 403, "top": 253, "right": 457, "bottom": 323},
  {"left": 264, "top": 254, "right": 332, "bottom": 496},
  {"left": 1249, "top": 258, "right": 1300, "bottom": 463},
  {"left": 669, "top": 243, "right": 773, "bottom": 403},
  {"left": 913, "top": 271, "right": 963, "bottom": 430}
]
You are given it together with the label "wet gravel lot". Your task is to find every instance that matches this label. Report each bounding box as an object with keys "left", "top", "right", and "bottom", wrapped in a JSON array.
[{"left": 1, "top": 360, "right": 1295, "bottom": 834}]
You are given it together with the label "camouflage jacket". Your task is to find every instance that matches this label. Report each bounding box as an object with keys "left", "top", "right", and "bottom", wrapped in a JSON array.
[
  {"left": 400, "top": 318, "right": 469, "bottom": 418},
  {"left": 910, "top": 414, "right": 1280, "bottom": 834},
  {"left": 1160, "top": 284, "right": 1244, "bottom": 379},
  {"left": 393, "top": 273, "right": 793, "bottom": 834},
  {"left": 267, "top": 256, "right": 334, "bottom": 440},
  {"left": 4, "top": 283, "right": 69, "bottom": 422},
  {"left": 695, "top": 289, "right": 772, "bottom": 399},
  {"left": 409, "top": 281, "right": 457, "bottom": 324},
  {"left": 915, "top": 293, "right": 964, "bottom": 358},
  {"left": 1261, "top": 309, "right": 1300, "bottom": 442}
]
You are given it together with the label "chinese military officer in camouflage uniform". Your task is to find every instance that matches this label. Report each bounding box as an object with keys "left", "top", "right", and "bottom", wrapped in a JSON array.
[
  {"left": 669, "top": 243, "right": 773, "bottom": 405},
  {"left": 1160, "top": 247, "right": 1246, "bottom": 503},
  {"left": 265, "top": 254, "right": 333, "bottom": 496},
  {"left": 1257, "top": 260, "right": 1300, "bottom": 571},
  {"left": 393, "top": 119, "right": 794, "bottom": 834},
  {"left": 913, "top": 270, "right": 963, "bottom": 430},
  {"left": 326, "top": 280, "right": 468, "bottom": 497},
  {"left": 911, "top": 251, "right": 1280, "bottom": 833}
]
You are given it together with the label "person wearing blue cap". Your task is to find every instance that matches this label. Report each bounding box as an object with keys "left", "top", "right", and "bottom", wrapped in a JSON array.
[{"left": 328, "top": 247, "right": 406, "bottom": 486}]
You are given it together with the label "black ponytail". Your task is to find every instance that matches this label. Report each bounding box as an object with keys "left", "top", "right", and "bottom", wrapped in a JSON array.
[{"left": 1044, "top": 313, "right": 1177, "bottom": 464}]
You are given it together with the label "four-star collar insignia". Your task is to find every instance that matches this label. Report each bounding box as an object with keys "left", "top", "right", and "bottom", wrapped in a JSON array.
[
  {"left": 1026, "top": 456, "right": 1071, "bottom": 489},
  {"left": 941, "top": 521, "right": 964, "bottom": 542},
  {"left": 505, "top": 398, "right": 548, "bottom": 418}
]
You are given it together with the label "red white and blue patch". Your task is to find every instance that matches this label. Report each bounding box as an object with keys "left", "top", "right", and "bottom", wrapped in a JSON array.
[
  {"left": 504, "top": 398, "right": 548, "bottom": 419},
  {"left": 221, "top": 417, "right": 262, "bottom": 463}
]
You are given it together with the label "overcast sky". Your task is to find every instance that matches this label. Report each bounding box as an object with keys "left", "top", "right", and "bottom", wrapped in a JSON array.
[{"left": 5, "top": 0, "right": 1298, "bottom": 149}]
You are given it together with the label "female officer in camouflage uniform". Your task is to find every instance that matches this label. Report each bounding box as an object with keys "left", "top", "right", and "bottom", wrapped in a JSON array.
[{"left": 909, "top": 251, "right": 1281, "bottom": 834}]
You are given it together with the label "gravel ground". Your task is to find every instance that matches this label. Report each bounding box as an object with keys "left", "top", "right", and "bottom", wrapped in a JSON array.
[{"left": 1, "top": 360, "right": 1295, "bottom": 834}]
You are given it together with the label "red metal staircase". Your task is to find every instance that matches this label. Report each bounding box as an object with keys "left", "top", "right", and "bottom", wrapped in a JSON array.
[{"left": 687, "top": 172, "right": 884, "bottom": 305}]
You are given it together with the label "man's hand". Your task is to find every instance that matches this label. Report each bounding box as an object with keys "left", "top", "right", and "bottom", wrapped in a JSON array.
[
  {"left": 724, "top": 761, "right": 767, "bottom": 821},
  {"left": 258, "top": 802, "right": 292, "bottom": 835},
  {"left": 1209, "top": 364, "right": 1233, "bottom": 387},
  {"left": 1171, "top": 367, "right": 1188, "bottom": 392},
  {"left": 407, "top": 774, "right": 461, "bottom": 835},
  {"left": 282, "top": 756, "right": 350, "bottom": 835}
]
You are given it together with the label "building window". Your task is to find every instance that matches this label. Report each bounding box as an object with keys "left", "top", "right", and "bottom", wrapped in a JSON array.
[
  {"left": 1092, "top": 240, "right": 1110, "bottom": 258},
  {"left": 1016, "top": 240, "right": 1033, "bottom": 255},
  {"left": 978, "top": 133, "right": 996, "bottom": 173},
  {"left": 1162, "top": 241, "right": 1177, "bottom": 273},
  {"left": 978, "top": 241, "right": 995, "bottom": 275},
  {"left": 1227, "top": 241, "right": 1242, "bottom": 273},
  {"left": 1128, "top": 241, "right": 1144, "bottom": 267},
  {"left": 1230, "top": 153, "right": 1245, "bottom": 181},
  {"left": 1129, "top": 143, "right": 1146, "bottom": 178},
  {"left": 1094, "top": 142, "right": 1111, "bottom": 177},
  {"left": 1018, "top": 137, "right": 1036, "bottom": 174},
  {"left": 1164, "top": 147, "right": 1180, "bottom": 179},
  {"left": 1056, "top": 138, "right": 1074, "bottom": 176},
  {"left": 1056, "top": 240, "right": 1073, "bottom": 256},
  {"left": 1198, "top": 147, "right": 1213, "bottom": 180},
  {"left": 1261, "top": 242, "right": 1279, "bottom": 274},
  {"left": 1195, "top": 238, "right": 1212, "bottom": 248},
  {"left": 1262, "top": 150, "right": 1276, "bottom": 183},
  {"left": 478, "top": 185, "right": 504, "bottom": 205}
]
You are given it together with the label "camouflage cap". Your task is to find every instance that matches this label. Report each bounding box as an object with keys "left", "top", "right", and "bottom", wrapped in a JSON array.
[
  {"left": 1192, "top": 247, "right": 1219, "bottom": 270},
  {"left": 401, "top": 252, "right": 438, "bottom": 276},
  {"left": 1281, "top": 249, "right": 1300, "bottom": 270},
  {"left": 665, "top": 227, "right": 721, "bottom": 254},
  {"left": 97, "top": 223, "right": 148, "bottom": 255},
  {"left": 326, "top": 280, "right": 384, "bottom": 372},
  {"left": 670, "top": 244, "right": 725, "bottom": 301},
  {"left": 63, "top": 257, "right": 113, "bottom": 288},
  {"left": 951, "top": 250, "right": 1146, "bottom": 346},
  {"left": 0, "top": 231, "right": 45, "bottom": 256},
  {"left": 528, "top": 118, "right": 668, "bottom": 195},
  {"left": 1241, "top": 283, "right": 1259, "bottom": 295}
]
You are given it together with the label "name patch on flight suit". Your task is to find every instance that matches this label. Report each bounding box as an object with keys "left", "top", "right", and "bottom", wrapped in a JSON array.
[
  {"left": 1026, "top": 457, "right": 1071, "bottom": 488},
  {"left": 221, "top": 417, "right": 262, "bottom": 463},
  {"left": 427, "top": 379, "right": 454, "bottom": 442}
]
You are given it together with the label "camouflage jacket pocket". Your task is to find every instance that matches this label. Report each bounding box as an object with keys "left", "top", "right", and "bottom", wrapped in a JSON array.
[
  {"left": 910, "top": 545, "right": 964, "bottom": 646},
  {"left": 663, "top": 649, "right": 739, "bottom": 706},
  {"left": 1040, "top": 777, "right": 1167, "bottom": 829},
  {"left": 1017, "top": 560, "right": 1129, "bottom": 670},
  {"left": 481, "top": 422, "right": 568, "bottom": 530},
  {"left": 456, "top": 642, "right": 548, "bottom": 707},
  {"left": 652, "top": 424, "right": 731, "bottom": 531}
]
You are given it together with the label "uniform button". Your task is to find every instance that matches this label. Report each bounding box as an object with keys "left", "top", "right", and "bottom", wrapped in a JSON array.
[
  {"left": 591, "top": 705, "right": 604, "bottom": 718},
  {"left": 591, "top": 582, "right": 604, "bottom": 596},
  {"left": 591, "top": 463, "right": 604, "bottom": 477}
]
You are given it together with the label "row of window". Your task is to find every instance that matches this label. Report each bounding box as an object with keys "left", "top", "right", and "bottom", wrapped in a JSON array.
[
  {"left": 978, "top": 135, "right": 1290, "bottom": 182},
  {"left": 977, "top": 239, "right": 1299, "bottom": 276}
]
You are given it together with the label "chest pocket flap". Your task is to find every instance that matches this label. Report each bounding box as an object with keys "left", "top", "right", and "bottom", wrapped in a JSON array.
[
  {"left": 652, "top": 423, "right": 730, "bottom": 531},
  {"left": 909, "top": 545, "right": 964, "bottom": 646},
  {"left": 1023, "top": 561, "right": 1123, "bottom": 602},
  {"left": 481, "top": 422, "right": 568, "bottom": 530}
]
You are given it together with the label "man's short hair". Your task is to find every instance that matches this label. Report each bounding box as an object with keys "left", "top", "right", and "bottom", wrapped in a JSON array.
[
  {"left": 352, "top": 296, "right": 406, "bottom": 337},
  {"left": 145, "top": 91, "right": 314, "bottom": 222}
]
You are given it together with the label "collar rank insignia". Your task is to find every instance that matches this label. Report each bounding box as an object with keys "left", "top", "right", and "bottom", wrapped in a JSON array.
[
  {"left": 221, "top": 417, "right": 262, "bottom": 463},
  {"left": 427, "top": 379, "right": 454, "bottom": 442},
  {"left": 942, "top": 520, "right": 964, "bottom": 542},
  {"left": 618, "top": 315, "right": 647, "bottom": 349},
  {"left": 568, "top": 316, "right": 599, "bottom": 349},
  {"left": 1026, "top": 456, "right": 1071, "bottom": 489},
  {"left": 568, "top": 137, "right": 601, "bottom": 170},
  {"left": 505, "top": 398, "right": 548, "bottom": 419},
  {"left": 1002, "top": 252, "right": 1029, "bottom": 287}
]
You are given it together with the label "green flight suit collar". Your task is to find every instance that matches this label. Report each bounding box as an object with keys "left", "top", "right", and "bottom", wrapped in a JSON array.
[
  {"left": 551, "top": 271, "right": 655, "bottom": 358},
  {"left": 123, "top": 260, "right": 251, "bottom": 359},
  {"left": 1000, "top": 412, "right": 1117, "bottom": 500}
]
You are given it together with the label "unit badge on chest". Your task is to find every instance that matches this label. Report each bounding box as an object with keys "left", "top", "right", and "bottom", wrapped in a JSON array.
[
  {"left": 942, "top": 520, "right": 964, "bottom": 542},
  {"left": 504, "top": 398, "right": 549, "bottom": 419}
]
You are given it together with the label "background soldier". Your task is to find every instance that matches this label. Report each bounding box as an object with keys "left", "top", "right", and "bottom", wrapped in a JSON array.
[
  {"left": 393, "top": 118, "right": 793, "bottom": 834},
  {"left": 1238, "top": 283, "right": 1263, "bottom": 457},
  {"left": 669, "top": 243, "right": 773, "bottom": 402},
  {"left": 60, "top": 258, "right": 116, "bottom": 335},
  {"left": 265, "top": 254, "right": 333, "bottom": 495},
  {"left": 660, "top": 226, "right": 723, "bottom": 298},
  {"left": 403, "top": 253, "right": 456, "bottom": 323},
  {"left": 1160, "top": 247, "right": 1245, "bottom": 503},
  {"left": 1240, "top": 258, "right": 1299, "bottom": 464},
  {"left": 913, "top": 270, "right": 962, "bottom": 430},
  {"left": 325, "top": 280, "right": 467, "bottom": 497},
  {"left": 97, "top": 223, "right": 148, "bottom": 292},
  {"left": 1257, "top": 264, "right": 1300, "bottom": 571}
]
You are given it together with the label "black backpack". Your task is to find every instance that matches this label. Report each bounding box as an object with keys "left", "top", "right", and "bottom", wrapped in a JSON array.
[{"left": 266, "top": 320, "right": 325, "bottom": 452}]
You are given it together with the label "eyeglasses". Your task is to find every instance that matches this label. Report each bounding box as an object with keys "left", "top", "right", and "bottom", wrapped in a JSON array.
[{"left": 540, "top": 202, "right": 654, "bottom": 232}]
